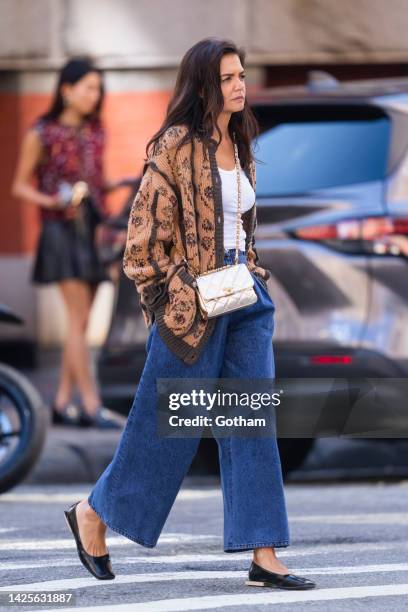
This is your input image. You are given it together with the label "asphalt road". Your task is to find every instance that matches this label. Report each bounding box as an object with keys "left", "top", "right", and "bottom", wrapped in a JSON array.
[{"left": 1, "top": 480, "right": 408, "bottom": 611}]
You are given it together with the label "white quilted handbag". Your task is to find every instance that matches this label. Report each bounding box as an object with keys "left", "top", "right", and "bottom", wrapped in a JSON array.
[
  {"left": 195, "top": 261, "right": 257, "bottom": 318},
  {"left": 190, "top": 133, "right": 258, "bottom": 319}
]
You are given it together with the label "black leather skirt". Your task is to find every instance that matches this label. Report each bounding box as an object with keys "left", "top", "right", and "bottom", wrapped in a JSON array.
[{"left": 32, "top": 217, "right": 110, "bottom": 285}]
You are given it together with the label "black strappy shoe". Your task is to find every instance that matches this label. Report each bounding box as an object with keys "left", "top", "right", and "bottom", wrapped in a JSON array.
[
  {"left": 51, "top": 402, "right": 81, "bottom": 427},
  {"left": 79, "top": 406, "right": 126, "bottom": 429},
  {"left": 64, "top": 501, "right": 115, "bottom": 580},
  {"left": 245, "top": 560, "right": 316, "bottom": 590}
]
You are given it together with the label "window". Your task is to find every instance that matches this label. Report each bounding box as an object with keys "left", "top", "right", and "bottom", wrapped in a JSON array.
[{"left": 253, "top": 108, "right": 390, "bottom": 196}]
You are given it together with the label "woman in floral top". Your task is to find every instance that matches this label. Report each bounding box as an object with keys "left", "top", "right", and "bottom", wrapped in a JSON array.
[{"left": 12, "top": 58, "right": 126, "bottom": 429}]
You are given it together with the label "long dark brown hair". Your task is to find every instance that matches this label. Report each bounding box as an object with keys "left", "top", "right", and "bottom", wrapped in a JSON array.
[
  {"left": 39, "top": 56, "right": 105, "bottom": 124},
  {"left": 145, "top": 37, "right": 260, "bottom": 171}
]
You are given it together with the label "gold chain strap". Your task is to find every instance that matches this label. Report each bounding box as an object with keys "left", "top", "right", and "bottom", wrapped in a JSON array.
[
  {"left": 183, "top": 132, "right": 242, "bottom": 278},
  {"left": 232, "top": 131, "right": 242, "bottom": 266}
]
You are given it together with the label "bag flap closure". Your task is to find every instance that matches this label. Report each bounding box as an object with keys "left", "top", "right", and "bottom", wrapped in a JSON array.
[{"left": 195, "top": 263, "right": 254, "bottom": 301}]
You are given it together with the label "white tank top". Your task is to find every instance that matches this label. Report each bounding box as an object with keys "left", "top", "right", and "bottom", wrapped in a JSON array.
[{"left": 218, "top": 166, "right": 256, "bottom": 251}]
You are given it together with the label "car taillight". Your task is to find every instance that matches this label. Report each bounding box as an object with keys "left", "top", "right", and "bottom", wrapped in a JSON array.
[
  {"left": 293, "top": 216, "right": 408, "bottom": 256},
  {"left": 310, "top": 355, "right": 353, "bottom": 365}
]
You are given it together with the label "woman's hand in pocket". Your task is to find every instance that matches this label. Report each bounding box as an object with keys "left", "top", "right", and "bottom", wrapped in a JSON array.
[{"left": 162, "top": 266, "right": 197, "bottom": 337}]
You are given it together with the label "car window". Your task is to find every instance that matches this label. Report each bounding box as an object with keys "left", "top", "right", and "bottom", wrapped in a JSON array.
[{"left": 255, "top": 117, "right": 390, "bottom": 195}]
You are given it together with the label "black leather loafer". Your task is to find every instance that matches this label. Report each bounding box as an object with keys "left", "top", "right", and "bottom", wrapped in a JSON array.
[
  {"left": 245, "top": 560, "right": 316, "bottom": 590},
  {"left": 64, "top": 501, "right": 115, "bottom": 580}
]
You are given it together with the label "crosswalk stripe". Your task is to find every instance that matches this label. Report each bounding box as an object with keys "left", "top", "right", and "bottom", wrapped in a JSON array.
[
  {"left": 15, "top": 583, "right": 408, "bottom": 611},
  {"left": 2, "top": 564, "right": 408, "bottom": 593},
  {"left": 2, "top": 493, "right": 405, "bottom": 525},
  {"left": 1, "top": 570, "right": 248, "bottom": 591},
  {"left": 0, "top": 490, "right": 220, "bottom": 503},
  {"left": 0, "top": 540, "right": 405, "bottom": 569},
  {"left": 2, "top": 480, "right": 408, "bottom": 506},
  {"left": 1, "top": 555, "right": 241, "bottom": 572},
  {"left": 0, "top": 533, "right": 218, "bottom": 551},
  {"left": 291, "top": 512, "right": 408, "bottom": 525}
]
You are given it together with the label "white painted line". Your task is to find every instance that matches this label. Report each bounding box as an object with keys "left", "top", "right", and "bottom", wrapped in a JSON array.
[
  {"left": 121, "top": 539, "right": 407, "bottom": 560},
  {"left": 305, "top": 563, "right": 408, "bottom": 575},
  {"left": 1, "top": 554, "right": 244, "bottom": 572},
  {"left": 0, "top": 493, "right": 89, "bottom": 503},
  {"left": 3, "top": 481, "right": 408, "bottom": 505},
  {"left": 291, "top": 512, "right": 408, "bottom": 525},
  {"left": 5, "top": 570, "right": 244, "bottom": 592},
  {"left": 0, "top": 533, "right": 218, "bottom": 551},
  {"left": 3, "top": 563, "right": 408, "bottom": 593},
  {"left": 0, "top": 528, "right": 17, "bottom": 533},
  {"left": 0, "top": 490, "right": 220, "bottom": 503},
  {"left": 2, "top": 490, "right": 405, "bottom": 525},
  {"left": 1, "top": 540, "right": 406, "bottom": 570},
  {"left": 23, "top": 583, "right": 408, "bottom": 611}
]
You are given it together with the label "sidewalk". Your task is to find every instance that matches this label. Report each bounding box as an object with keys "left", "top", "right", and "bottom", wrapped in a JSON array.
[
  {"left": 20, "top": 347, "right": 125, "bottom": 485},
  {"left": 21, "top": 348, "right": 219, "bottom": 485},
  {"left": 26, "top": 424, "right": 123, "bottom": 484}
]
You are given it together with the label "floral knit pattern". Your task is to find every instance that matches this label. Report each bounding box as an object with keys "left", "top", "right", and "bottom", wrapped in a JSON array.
[
  {"left": 31, "top": 117, "right": 106, "bottom": 221},
  {"left": 123, "top": 124, "right": 271, "bottom": 365},
  {"left": 163, "top": 267, "right": 197, "bottom": 336}
]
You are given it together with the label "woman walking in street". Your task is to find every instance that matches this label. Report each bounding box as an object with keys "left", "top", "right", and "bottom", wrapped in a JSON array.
[
  {"left": 12, "top": 57, "right": 126, "bottom": 429},
  {"left": 64, "top": 38, "right": 316, "bottom": 590}
]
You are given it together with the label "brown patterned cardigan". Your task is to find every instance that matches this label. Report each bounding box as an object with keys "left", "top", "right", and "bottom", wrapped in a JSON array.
[{"left": 123, "top": 124, "right": 271, "bottom": 365}]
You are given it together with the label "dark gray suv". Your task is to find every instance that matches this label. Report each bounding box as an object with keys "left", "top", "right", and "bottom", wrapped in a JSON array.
[
  {"left": 251, "top": 78, "right": 408, "bottom": 380},
  {"left": 98, "top": 76, "right": 408, "bottom": 474}
]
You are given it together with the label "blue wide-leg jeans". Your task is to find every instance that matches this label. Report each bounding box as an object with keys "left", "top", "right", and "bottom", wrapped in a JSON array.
[{"left": 88, "top": 248, "right": 291, "bottom": 552}]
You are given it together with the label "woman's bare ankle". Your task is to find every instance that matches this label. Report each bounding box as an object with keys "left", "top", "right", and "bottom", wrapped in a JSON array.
[
  {"left": 253, "top": 546, "right": 277, "bottom": 559},
  {"left": 75, "top": 499, "right": 108, "bottom": 556},
  {"left": 78, "top": 500, "right": 105, "bottom": 527},
  {"left": 253, "top": 547, "right": 289, "bottom": 574}
]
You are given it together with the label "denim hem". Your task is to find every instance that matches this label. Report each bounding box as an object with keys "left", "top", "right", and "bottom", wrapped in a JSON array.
[
  {"left": 87, "top": 493, "right": 157, "bottom": 549},
  {"left": 224, "top": 541, "right": 290, "bottom": 553}
]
